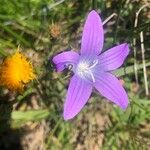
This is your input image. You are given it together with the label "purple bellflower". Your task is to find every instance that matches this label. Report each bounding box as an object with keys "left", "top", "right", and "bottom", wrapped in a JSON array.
[{"left": 53, "top": 10, "right": 129, "bottom": 120}]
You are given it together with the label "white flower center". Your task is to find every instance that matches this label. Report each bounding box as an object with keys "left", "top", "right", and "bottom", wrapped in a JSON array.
[{"left": 76, "top": 59, "right": 98, "bottom": 82}]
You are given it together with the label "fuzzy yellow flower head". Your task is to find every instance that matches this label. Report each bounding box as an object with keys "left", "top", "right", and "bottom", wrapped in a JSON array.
[{"left": 0, "top": 51, "right": 36, "bottom": 91}]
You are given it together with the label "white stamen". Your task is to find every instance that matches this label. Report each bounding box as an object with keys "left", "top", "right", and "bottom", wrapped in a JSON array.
[
  {"left": 65, "top": 64, "right": 73, "bottom": 70},
  {"left": 76, "top": 59, "right": 98, "bottom": 82},
  {"left": 89, "top": 60, "right": 99, "bottom": 69},
  {"left": 88, "top": 70, "right": 95, "bottom": 82}
]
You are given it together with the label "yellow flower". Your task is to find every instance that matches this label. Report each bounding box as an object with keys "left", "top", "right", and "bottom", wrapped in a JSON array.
[{"left": 0, "top": 51, "right": 36, "bottom": 91}]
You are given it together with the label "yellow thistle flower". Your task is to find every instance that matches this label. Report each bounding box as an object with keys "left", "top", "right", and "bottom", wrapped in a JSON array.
[
  {"left": 0, "top": 51, "right": 36, "bottom": 91},
  {"left": 50, "top": 23, "right": 61, "bottom": 38}
]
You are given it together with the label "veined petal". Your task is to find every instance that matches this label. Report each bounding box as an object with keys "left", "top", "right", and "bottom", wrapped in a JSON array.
[
  {"left": 63, "top": 75, "right": 93, "bottom": 120},
  {"left": 55, "top": 63, "right": 65, "bottom": 72},
  {"left": 81, "top": 10, "right": 104, "bottom": 55},
  {"left": 98, "top": 44, "right": 129, "bottom": 71},
  {"left": 94, "top": 72, "right": 129, "bottom": 110},
  {"left": 52, "top": 51, "right": 79, "bottom": 71}
]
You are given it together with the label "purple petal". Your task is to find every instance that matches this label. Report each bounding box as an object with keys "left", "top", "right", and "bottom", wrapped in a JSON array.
[
  {"left": 55, "top": 63, "right": 65, "bottom": 72},
  {"left": 94, "top": 72, "right": 129, "bottom": 109},
  {"left": 98, "top": 44, "right": 129, "bottom": 71},
  {"left": 81, "top": 10, "right": 104, "bottom": 55},
  {"left": 63, "top": 75, "right": 93, "bottom": 120},
  {"left": 52, "top": 51, "right": 79, "bottom": 72}
]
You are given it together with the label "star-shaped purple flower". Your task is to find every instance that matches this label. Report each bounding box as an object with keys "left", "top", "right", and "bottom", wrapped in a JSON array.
[{"left": 53, "top": 10, "right": 129, "bottom": 120}]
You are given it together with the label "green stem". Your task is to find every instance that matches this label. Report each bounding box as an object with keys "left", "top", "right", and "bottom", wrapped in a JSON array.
[
  {"left": 92, "top": 0, "right": 97, "bottom": 10},
  {"left": 46, "top": 118, "right": 63, "bottom": 149},
  {"left": 113, "top": 0, "right": 125, "bottom": 44}
]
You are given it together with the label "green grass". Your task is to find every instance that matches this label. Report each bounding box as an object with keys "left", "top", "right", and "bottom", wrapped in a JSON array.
[{"left": 0, "top": 0, "right": 150, "bottom": 149}]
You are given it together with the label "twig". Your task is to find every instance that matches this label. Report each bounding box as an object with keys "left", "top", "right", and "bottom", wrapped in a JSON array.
[
  {"left": 133, "top": 4, "right": 150, "bottom": 86},
  {"left": 135, "top": 4, "right": 150, "bottom": 95},
  {"left": 102, "top": 13, "right": 117, "bottom": 25},
  {"left": 133, "top": 21, "right": 138, "bottom": 84},
  {"left": 140, "top": 31, "right": 149, "bottom": 95}
]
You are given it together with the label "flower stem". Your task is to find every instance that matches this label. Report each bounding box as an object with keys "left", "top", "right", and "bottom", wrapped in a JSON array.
[{"left": 92, "top": 0, "right": 97, "bottom": 10}]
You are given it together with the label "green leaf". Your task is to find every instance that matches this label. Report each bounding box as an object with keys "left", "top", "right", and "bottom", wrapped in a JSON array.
[
  {"left": 11, "top": 109, "right": 50, "bottom": 128},
  {"left": 113, "top": 62, "right": 150, "bottom": 77}
]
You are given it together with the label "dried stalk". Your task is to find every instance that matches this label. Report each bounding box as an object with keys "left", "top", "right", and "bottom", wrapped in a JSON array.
[
  {"left": 102, "top": 13, "right": 117, "bottom": 25},
  {"left": 135, "top": 4, "right": 150, "bottom": 95},
  {"left": 140, "top": 31, "right": 149, "bottom": 95}
]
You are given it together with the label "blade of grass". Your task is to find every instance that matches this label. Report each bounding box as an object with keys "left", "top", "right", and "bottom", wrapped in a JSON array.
[
  {"left": 114, "top": 62, "right": 150, "bottom": 77},
  {"left": 48, "top": 0, "right": 67, "bottom": 10},
  {"left": 92, "top": 0, "right": 97, "bottom": 10},
  {"left": 46, "top": 118, "right": 63, "bottom": 149},
  {"left": 0, "top": 24, "right": 31, "bottom": 47},
  {"left": 11, "top": 109, "right": 50, "bottom": 128},
  {"left": 0, "top": 48, "right": 8, "bottom": 57}
]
